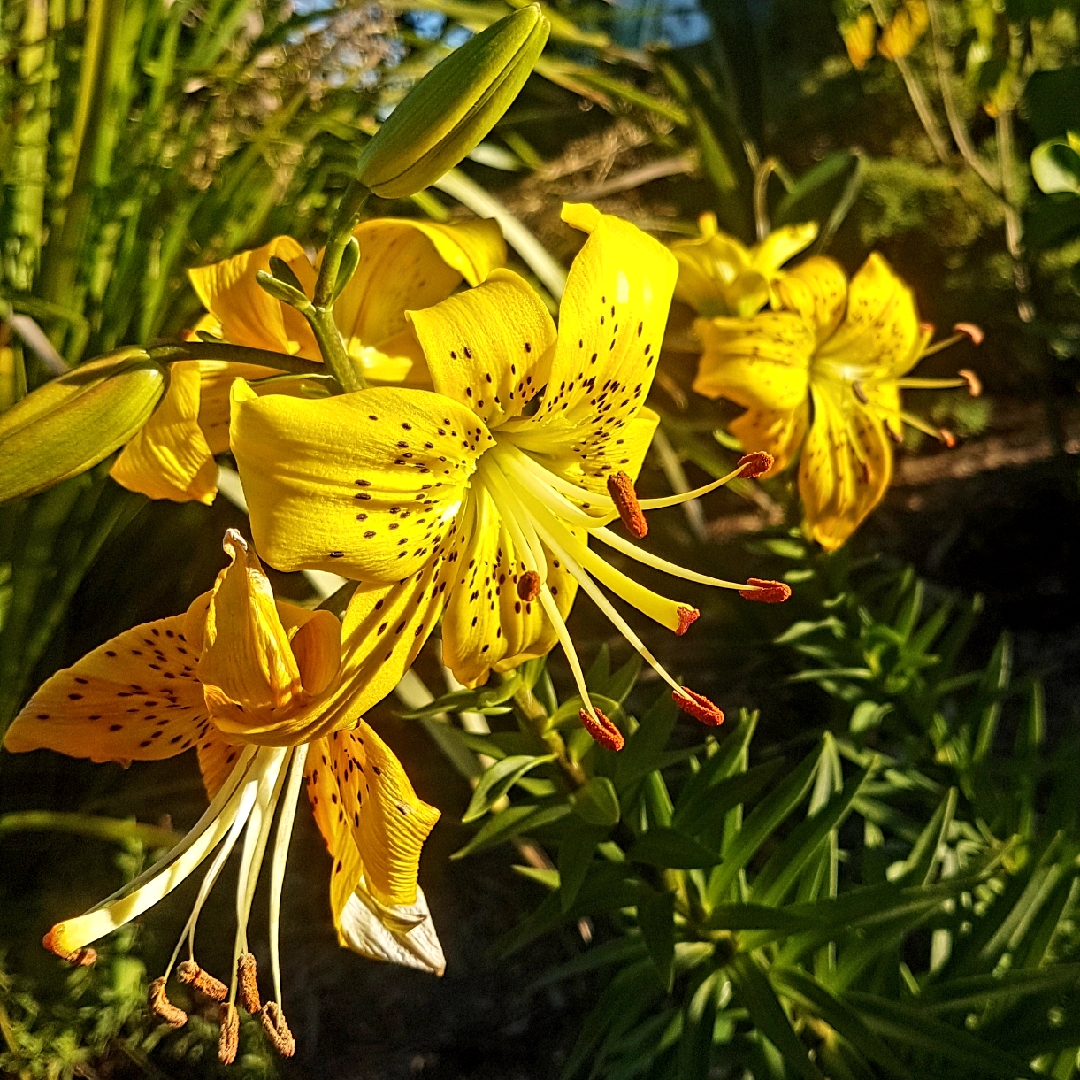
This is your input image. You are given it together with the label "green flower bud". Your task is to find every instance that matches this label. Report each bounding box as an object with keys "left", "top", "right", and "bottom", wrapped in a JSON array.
[
  {"left": 0, "top": 350, "right": 166, "bottom": 503},
  {"left": 357, "top": 5, "right": 549, "bottom": 199}
]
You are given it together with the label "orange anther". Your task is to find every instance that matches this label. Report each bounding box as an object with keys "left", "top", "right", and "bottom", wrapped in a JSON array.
[
  {"left": 741, "top": 578, "right": 792, "bottom": 604},
  {"left": 737, "top": 451, "right": 774, "bottom": 478},
  {"left": 177, "top": 959, "right": 228, "bottom": 1001},
  {"left": 238, "top": 952, "right": 261, "bottom": 1014},
  {"left": 149, "top": 976, "right": 188, "bottom": 1029},
  {"left": 578, "top": 707, "right": 625, "bottom": 752},
  {"left": 606, "top": 471, "right": 648, "bottom": 539},
  {"left": 939, "top": 429, "right": 956, "bottom": 448},
  {"left": 676, "top": 606, "right": 700, "bottom": 636},
  {"left": 517, "top": 570, "right": 541, "bottom": 601},
  {"left": 954, "top": 323, "right": 984, "bottom": 345},
  {"left": 261, "top": 1001, "right": 296, "bottom": 1058},
  {"left": 42, "top": 927, "right": 96, "bottom": 967},
  {"left": 218, "top": 1003, "right": 239, "bottom": 1065},
  {"left": 673, "top": 687, "right": 725, "bottom": 727},
  {"left": 959, "top": 369, "right": 982, "bottom": 396}
]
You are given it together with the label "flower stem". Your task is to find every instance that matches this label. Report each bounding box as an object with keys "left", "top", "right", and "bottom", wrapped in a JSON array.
[
  {"left": 0, "top": 810, "right": 179, "bottom": 848},
  {"left": 512, "top": 684, "right": 587, "bottom": 788}
]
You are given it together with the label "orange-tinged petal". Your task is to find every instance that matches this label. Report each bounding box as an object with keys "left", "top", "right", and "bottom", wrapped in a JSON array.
[
  {"left": 110, "top": 362, "right": 218, "bottom": 504},
  {"left": 878, "top": 0, "right": 929, "bottom": 61},
  {"left": 196, "top": 727, "right": 246, "bottom": 799},
  {"left": 842, "top": 12, "right": 877, "bottom": 69},
  {"left": 196, "top": 531, "right": 305, "bottom": 719},
  {"left": 798, "top": 385, "right": 893, "bottom": 550},
  {"left": 408, "top": 268, "right": 557, "bottom": 428},
  {"left": 753, "top": 224, "right": 819, "bottom": 277},
  {"left": 188, "top": 237, "right": 319, "bottom": 358},
  {"left": 3, "top": 616, "right": 208, "bottom": 764},
  {"left": 771, "top": 256, "right": 848, "bottom": 341},
  {"left": 230, "top": 381, "right": 482, "bottom": 583},
  {"left": 195, "top": 360, "right": 286, "bottom": 455},
  {"left": 277, "top": 602, "right": 342, "bottom": 697},
  {"left": 730, "top": 404, "right": 810, "bottom": 474},
  {"left": 693, "top": 311, "right": 814, "bottom": 411}
]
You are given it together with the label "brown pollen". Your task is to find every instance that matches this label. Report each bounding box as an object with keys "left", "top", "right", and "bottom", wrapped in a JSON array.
[
  {"left": 606, "top": 471, "right": 648, "bottom": 539},
  {"left": 741, "top": 578, "right": 792, "bottom": 604},
  {"left": 673, "top": 687, "right": 725, "bottom": 727},
  {"left": 149, "top": 976, "right": 188, "bottom": 1029},
  {"left": 737, "top": 452, "right": 773, "bottom": 478},
  {"left": 177, "top": 959, "right": 228, "bottom": 1001},
  {"left": 42, "top": 927, "right": 96, "bottom": 967},
  {"left": 578, "top": 707, "right": 625, "bottom": 752},
  {"left": 517, "top": 570, "right": 541, "bottom": 602},
  {"left": 218, "top": 1003, "right": 240, "bottom": 1065},
  {"left": 238, "top": 952, "right": 261, "bottom": 1014},
  {"left": 261, "top": 1001, "right": 297, "bottom": 1058},
  {"left": 676, "top": 606, "right": 700, "bottom": 636}
]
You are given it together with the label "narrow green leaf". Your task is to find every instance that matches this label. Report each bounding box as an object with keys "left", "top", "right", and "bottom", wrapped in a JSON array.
[
  {"left": 629, "top": 828, "right": 721, "bottom": 870},
  {"left": 452, "top": 801, "right": 570, "bottom": 859},
  {"left": 638, "top": 887, "right": 676, "bottom": 991},
  {"left": 559, "top": 826, "right": 601, "bottom": 912},
  {"left": 462, "top": 753, "right": 555, "bottom": 823},
  {"left": 571, "top": 776, "right": 620, "bottom": 826},
  {"left": 890, "top": 787, "right": 957, "bottom": 888}
]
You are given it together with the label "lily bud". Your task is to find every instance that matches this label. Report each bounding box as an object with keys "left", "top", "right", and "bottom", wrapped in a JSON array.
[
  {"left": 356, "top": 5, "right": 549, "bottom": 199},
  {"left": 0, "top": 350, "right": 165, "bottom": 504}
]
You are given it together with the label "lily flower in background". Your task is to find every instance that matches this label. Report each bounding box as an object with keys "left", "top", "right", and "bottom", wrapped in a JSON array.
[
  {"left": 3, "top": 530, "right": 442, "bottom": 1063},
  {"left": 231, "top": 203, "right": 789, "bottom": 751},
  {"left": 693, "top": 252, "right": 981, "bottom": 550},
  {"left": 110, "top": 217, "right": 506, "bottom": 505},
  {"left": 669, "top": 213, "right": 818, "bottom": 319}
]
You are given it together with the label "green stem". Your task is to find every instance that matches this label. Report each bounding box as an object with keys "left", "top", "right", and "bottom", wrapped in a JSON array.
[
  {"left": 513, "top": 684, "right": 588, "bottom": 788},
  {"left": 305, "top": 306, "right": 363, "bottom": 393},
  {"left": 0, "top": 811, "right": 179, "bottom": 848},
  {"left": 147, "top": 341, "right": 325, "bottom": 375},
  {"left": 314, "top": 181, "right": 371, "bottom": 308}
]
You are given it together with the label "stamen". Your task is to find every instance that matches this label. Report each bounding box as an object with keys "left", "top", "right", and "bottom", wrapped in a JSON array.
[
  {"left": 637, "top": 460, "right": 755, "bottom": 511},
  {"left": 954, "top": 323, "right": 984, "bottom": 345},
  {"left": 673, "top": 687, "right": 725, "bottom": 727},
  {"left": 536, "top": 585, "right": 600, "bottom": 720},
  {"left": 677, "top": 606, "right": 700, "bottom": 636},
  {"left": 593, "top": 527, "right": 755, "bottom": 593},
  {"left": 517, "top": 571, "right": 541, "bottom": 601},
  {"left": 852, "top": 380, "right": 869, "bottom": 404},
  {"left": 737, "top": 452, "right": 773, "bottom": 478},
  {"left": 149, "top": 976, "right": 188, "bottom": 1028},
  {"left": 42, "top": 932, "right": 96, "bottom": 967},
  {"left": 940, "top": 429, "right": 956, "bottom": 448},
  {"left": 218, "top": 1003, "right": 240, "bottom": 1065},
  {"left": 959, "top": 369, "right": 982, "bottom": 396},
  {"left": 261, "top": 1001, "right": 296, "bottom": 1058},
  {"left": 741, "top": 578, "right": 792, "bottom": 604},
  {"left": 578, "top": 707, "right": 624, "bottom": 752},
  {"left": 238, "top": 952, "right": 261, "bottom": 1014},
  {"left": 606, "top": 472, "right": 648, "bottom": 539},
  {"left": 177, "top": 960, "right": 228, "bottom": 1001}
]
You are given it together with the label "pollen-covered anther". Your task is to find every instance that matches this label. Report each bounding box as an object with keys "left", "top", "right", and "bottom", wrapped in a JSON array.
[
  {"left": 737, "top": 451, "right": 773, "bottom": 478},
  {"left": 218, "top": 1003, "right": 240, "bottom": 1065},
  {"left": 939, "top": 428, "right": 957, "bottom": 449},
  {"left": 261, "top": 1001, "right": 296, "bottom": 1058},
  {"left": 42, "top": 927, "right": 97, "bottom": 967},
  {"left": 673, "top": 687, "right": 724, "bottom": 727},
  {"left": 954, "top": 322, "right": 984, "bottom": 346},
  {"left": 606, "top": 471, "right": 648, "bottom": 539},
  {"left": 149, "top": 976, "right": 188, "bottom": 1029},
  {"left": 177, "top": 959, "right": 228, "bottom": 1001},
  {"left": 959, "top": 369, "right": 982, "bottom": 397},
  {"left": 517, "top": 570, "right": 541, "bottom": 601},
  {"left": 578, "top": 707, "right": 624, "bottom": 752},
  {"left": 741, "top": 578, "right": 792, "bottom": 604},
  {"left": 676, "top": 606, "right": 700, "bottom": 636},
  {"left": 237, "top": 952, "right": 261, "bottom": 1014}
]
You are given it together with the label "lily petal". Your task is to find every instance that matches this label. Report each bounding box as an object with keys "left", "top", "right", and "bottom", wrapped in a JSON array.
[
  {"left": 408, "top": 268, "right": 557, "bottom": 428},
  {"left": 338, "top": 881, "right": 445, "bottom": 975},
  {"left": 278, "top": 601, "right": 342, "bottom": 697},
  {"left": 196, "top": 728, "right": 246, "bottom": 799},
  {"left": 771, "top": 256, "right": 848, "bottom": 341},
  {"left": 3, "top": 616, "right": 208, "bottom": 764},
  {"left": 754, "top": 224, "right": 819, "bottom": 277},
  {"left": 230, "top": 381, "right": 483, "bottom": 581},
  {"left": 730, "top": 403, "right": 810, "bottom": 475}
]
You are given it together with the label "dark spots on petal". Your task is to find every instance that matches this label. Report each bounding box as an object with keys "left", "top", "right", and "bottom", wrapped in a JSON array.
[
  {"left": 67, "top": 693, "right": 82, "bottom": 701},
  {"left": 109, "top": 724, "right": 123, "bottom": 732},
  {"left": 328, "top": 551, "right": 344, "bottom": 559},
  {"left": 74, "top": 677, "right": 89, "bottom": 685}
]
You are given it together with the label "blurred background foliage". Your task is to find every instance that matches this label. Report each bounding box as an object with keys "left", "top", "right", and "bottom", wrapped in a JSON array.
[{"left": 1, "top": 0, "right": 1079, "bottom": 1076}]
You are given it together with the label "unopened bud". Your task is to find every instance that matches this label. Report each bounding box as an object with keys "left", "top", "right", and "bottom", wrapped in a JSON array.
[
  {"left": 737, "top": 451, "right": 773, "bottom": 478},
  {"left": 0, "top": 350, "right": 165, "bottom": 504},
  {"left": 741, "top": 578, "right": 792, "bottom": 604},
  {"left": 673, "top": 688, "right": 724, "bottom": 727},
  {"left": 356, "top": 6, "right": 549, "bottom": 199},
  {"left": 261, "top": 1001, "right": 296, "bottom": 1058},
  {"left": 149, "top": 976, "right": 188, "bottom": 1029},
  {"left": 256, "top": 269, "right": 310, "bottom": 309},
  {"left": 238, "top": 952, "right": 261, "bottom": 1014},
  {"left": 517, "top": 570, "right": 541, "bottom": 601},
  {"left": 218, "top": 1003, "right": 240, "bottom": 1065},
  {"left": 578, "top": 707, "right": 625, "bottom": 752},
  {"left": 607, "top": 470, "right": 647, "bottom": 538}
]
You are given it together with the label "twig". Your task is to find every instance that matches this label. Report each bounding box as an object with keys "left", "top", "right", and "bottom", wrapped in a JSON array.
[{"left": 570, "top": 154, "right": 696, "bottom": 202}]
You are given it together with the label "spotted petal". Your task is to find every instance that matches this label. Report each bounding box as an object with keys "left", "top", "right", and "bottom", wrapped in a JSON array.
[
  {"left": 3, "top": 615, "right": 208, "bottom": 764},
  {"left": 408, "top": 268, "right": 557, "bottom": 429},
  {"left": 230, "top": 382, "right": 484, "bottom": 582},
  {"left": 730, "top": 403, "right": 809, "bottom": 475},
  {"left": 338, "top": 880, "right": 445, "bottom": 975},
  {"left": 771, "top": 256, "right": 847, "bottom": 342}
]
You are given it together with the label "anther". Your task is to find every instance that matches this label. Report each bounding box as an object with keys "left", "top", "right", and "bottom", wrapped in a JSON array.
[
  {"left": 218, "top": 1003, "right": 240, "bottom": 1065},
  {"left": 261, "top": 1001, "right": 296, "bottom": 1058},
  {"left": 676, "top": 606, "right": 700, "bottom": 636},
  {"left": 939, "top": 429, "right": 956, "bottom": 448},
  {"left": 517, "top": 570, "right": 541, "bottom": 601},
  {"left": 954, "top": 322, "right": 984, "bottom": 345},
  {"left": 177, "top": 959, "right": 228, "bottom": 1001},
  {"left": 737, "top": 451, "right": 773, "bottom": 478},
  {"left": 741, "top": 578, "right": 792, "bottom": 604},
  {"left": 148, "top": 976, "right": 188, "bottom": 1029},
  {"left": 606, "top": 471, "right": 648, "bottom": 539},
  {"left": 959, "top": 369, "right": 982, "bottom": 396},
  {"left": 851, "top": 380, "right": 869, "bottom": 404},
  {"left": 43, "top": 928, "right": 96, "bottom": 967},
  {"left": 673, "top": 688, "right": 724, "bottom": 727},
  {"left": 578, "top": 707, "right": 625, "bottom": 752},
  {"left": 238, "top": 952, "right": 261, "bottom": 1014}
]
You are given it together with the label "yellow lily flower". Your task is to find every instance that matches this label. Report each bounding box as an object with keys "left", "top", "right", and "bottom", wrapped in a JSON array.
[
  {"left": 693, "top": 252, "right": 981, "bottom": 550},
  {"left": 109, "top": 217, "right": 506, "bottom": 506},
  {"left": 670, "top": 213, "right": 818, "bottom": 319},
  {"left": 3, "top": 529, "right": 442, "bottom": 1063},
  {"left": 230, "top": 203, "right": 790, "bottom": 747}
]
